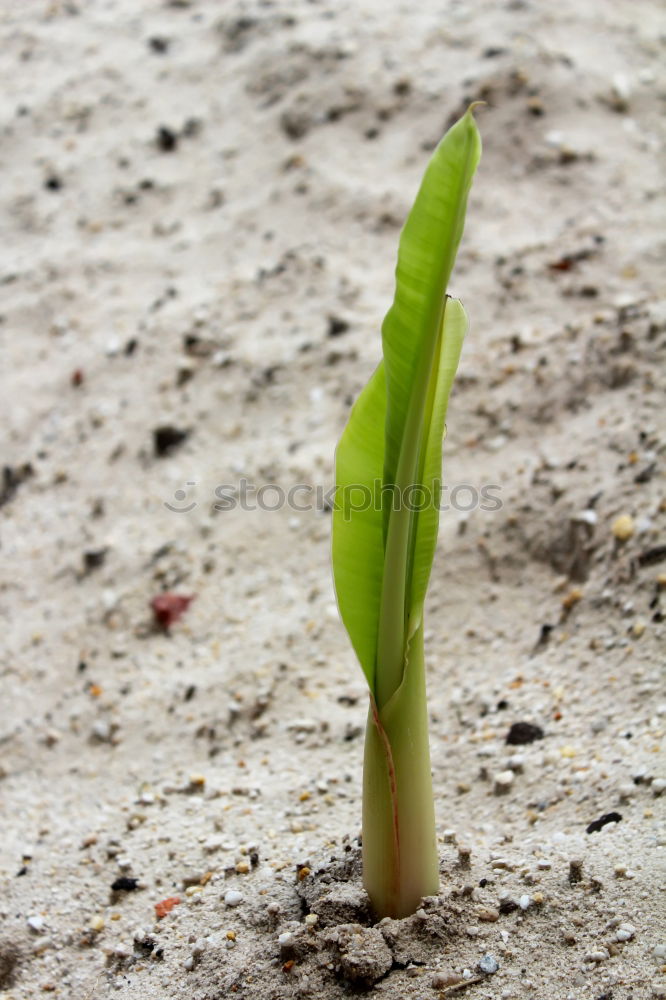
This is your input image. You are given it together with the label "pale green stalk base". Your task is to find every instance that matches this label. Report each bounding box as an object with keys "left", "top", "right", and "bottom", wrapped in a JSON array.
[{"left": 362, "top": 622, "right": 439, "bottom": 918}]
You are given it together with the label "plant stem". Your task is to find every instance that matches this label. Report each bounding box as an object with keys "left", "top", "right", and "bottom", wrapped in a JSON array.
[{"left": 362, "top": 621, "right": 439, "bottom": 918}]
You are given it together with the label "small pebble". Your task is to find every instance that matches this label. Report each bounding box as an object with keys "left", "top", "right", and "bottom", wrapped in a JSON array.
[
  {"left": 652, "top": 778, "right": 666, "bottom": 796},
  {"left": 32, "top": 936, "right": 53, "bottom": 954},
  {"left": 27, "top": 915, "right": 46, "bottom": 933},
  {"left": 432, "top": 972, "right": 464, "bottom": 988},
  {"left": 224, "top": 890, "right": 243, "bottom": 907},
  {"left": 91, "top": 720, "right": 112, "bottom": 743},
  {"left": 506, "top": 721, "right": 544, "bottom": 745},
  {"left": 568, "top": 858, "right": 583, "bottom": 884},
  {"left": 478, "top": 954, "right": 499, "bottom": 974},
  {"left": 494, "top": 770, "right": 514, "bottom": 795},
  {"left": 618, "top": 783, "right": 635, "bottom": 802},
  {"left": 518, "top": 894, "right": 531, "bottom": 910},
  {"left": 90, "top": 915, "right": 105, "bottom": 932},
  {"left": 457, "top": 845, "right": 472, "bottom": 868},
  {"left": 612, "top": 514, "right": 634, "bottom": 541},
  {"left": 611, "top": 72, "right": 632, "bottom": 109},
  {"left": 584, "top": 949, "right": 610, "bottom": 962},
  {"left": 574, "top": 508, "right": 597, "bottom": 525},
  {"left": 616, "top": 923, "right": 636, "bottom": 942},
  {"left": 278, "top": 931, "right": 296, "bottom": 948},
  {"left": 203, "top": 836, "right": 224, "bottom": 853}
]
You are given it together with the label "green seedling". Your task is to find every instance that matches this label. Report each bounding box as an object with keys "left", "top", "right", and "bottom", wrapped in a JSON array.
[{"left": 332, "top": 107, "right": 481, "bottom": 918}]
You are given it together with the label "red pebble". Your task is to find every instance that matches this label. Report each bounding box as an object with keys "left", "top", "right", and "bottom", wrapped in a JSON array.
[
  {"left": 71, "top": 369, "right": 84, "bottom": 387},
  {"left": 150, "top": 592, "right": 195, "bottom": 629},
  {"left": 154, "top": 896, "right": 181, "bottom": 919}
]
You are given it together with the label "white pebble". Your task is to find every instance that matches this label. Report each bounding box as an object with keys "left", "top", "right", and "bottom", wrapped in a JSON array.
[
  {"left": 612, "top": 73, "right": 632, "bottom": 102},
  {"left": 478, "top": 953, "right": 499, "bottom": 974},
  {"left": 652, "top": 778, "right": 666, "bottom": 796},
  {"left": 32, "top": 937, "right": 52, "bottom": 954},
  {"left": 91, "top": 720, "right": 112, "bottom": 742},
  {"left": 203, "top": 836, "right": 224, "bottom": 853},
  {"left": 224, "top": 890, "right": 243, "bottom": 907},
  {"left": 27, "top": 915, "right": 46, "bottom": 933},
  {"left": 494, "top": 770, "right": 514, "bottom": 794},
  {"left": 278, "top": 931, "right": 296, "bottom": 948},
  {"left": 573, "top": 509, "right": 597, "bottom": 525},
  {"left": 616, "top": 923, "right": 636, "bottom": 942},
  {"left": 584, "top": 949, "right": 610, "bottom": 962},
  {"left": 518, "top": 894, "right": 531, "bottom": 910}
]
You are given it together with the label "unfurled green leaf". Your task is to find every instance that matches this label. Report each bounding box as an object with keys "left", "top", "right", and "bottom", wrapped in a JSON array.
[
  {"left": 331, "top": 363, "right": 386, "bottom": 691},
  {"left": 333, "top": 107, "right": 481, "bottom": 704},
  {"left": 331, "top": 106, "right": 481, "bottom": 918}
]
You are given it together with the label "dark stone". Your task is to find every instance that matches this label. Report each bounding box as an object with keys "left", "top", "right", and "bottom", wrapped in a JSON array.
[
  {"left": 506, "top": 721, "right": 544, "bottom": 745},
  {"left": 156, "top": 126, "right": 178, "bottom": 152},
  {"left": 586, "top": 812, "right": 622, "bottom": 835},
  {"left": 153, "top": 426, "right": 190, "bottom": 457},
  {"left": 111, "top": 877, "right": 139, "bottom": 892},
  {"left": 148, "top": 36, "right": 170, "bottom": 53},
  {"left": 83, "top": 548, "right": 108, "bottom": 572},
  {"left": 327, "top": 315, "right": 349, "bottom": 337},
  {"left": 0, "top": 463, "right": 34, "bottom": 508}
]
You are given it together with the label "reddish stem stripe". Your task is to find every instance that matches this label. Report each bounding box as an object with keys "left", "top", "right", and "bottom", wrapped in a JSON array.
[{"left": 370, "top": 692, "right": 400, "bottom": 914}]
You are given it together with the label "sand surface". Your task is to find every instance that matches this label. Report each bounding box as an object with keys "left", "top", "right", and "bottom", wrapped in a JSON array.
[{"left": 1, "top": 1, "right": 665, "bottom": 998}]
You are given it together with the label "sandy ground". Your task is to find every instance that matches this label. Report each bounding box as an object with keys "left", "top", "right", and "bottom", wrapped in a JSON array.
[{"left": 1, "top": 1, "right": 665, "bottom": 998}]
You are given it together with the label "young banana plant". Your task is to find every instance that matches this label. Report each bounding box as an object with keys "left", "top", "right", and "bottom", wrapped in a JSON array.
[{"left": 332, "top": 106, "right": 482, "bottom": 918}]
